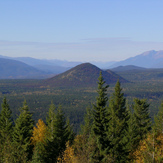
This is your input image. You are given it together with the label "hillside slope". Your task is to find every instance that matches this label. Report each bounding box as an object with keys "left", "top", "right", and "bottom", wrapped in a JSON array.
[
  {"left": 44, "top": 63, "right": 128, "bottom": 87},
  {"left": 0, "top": 58, "right": 48, "bottom": 79}
]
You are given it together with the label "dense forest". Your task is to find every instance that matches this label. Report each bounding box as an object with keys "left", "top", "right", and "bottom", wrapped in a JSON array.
[{"left": 0, "top": 72, "right": 163, "bottom": 162}]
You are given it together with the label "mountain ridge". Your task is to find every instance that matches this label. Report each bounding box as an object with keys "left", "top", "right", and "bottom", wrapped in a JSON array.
[
  {"left": 0, "top": 58, "right": 50, "bottom": 79},
  {"left": 43, "top": 63, "right": 128, "bottom": 87},
  {"left": 110, "top": 50, "right": 163, "bottom": 68}
]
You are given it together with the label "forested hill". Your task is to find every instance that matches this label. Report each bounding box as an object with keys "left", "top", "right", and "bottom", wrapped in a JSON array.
[
  {"left": 43, "top": 63, "right": 128, "bottom": 87},
  {"left": 0, "top": 58, "right": 48, "bottom": 79}
]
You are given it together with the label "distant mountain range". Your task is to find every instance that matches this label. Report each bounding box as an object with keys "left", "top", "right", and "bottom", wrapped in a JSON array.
[
  {"left": 109, "top": 50, "right": 163, "bottom": 68},
  {"left": 0, "top": 58, "right": 48, "bottom": 79},
  {"left": 0, "top": 50, "right": 163, "bottom": 79},
  {"left": 111, "top": 65, "right": 146, "bottom": 72}
]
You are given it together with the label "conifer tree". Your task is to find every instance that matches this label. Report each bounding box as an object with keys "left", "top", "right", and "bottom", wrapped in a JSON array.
[
  {"left": 80, "top": 107, "right": 93, "bottom": 139},
  {"left": 73, "top": 107, "right": 93, "bottom": 162},
  {"left": 107, "top": 80, "right": 129, "bottom": 162},
  {"left": 0, "top": 97, "right": 13, "bottom": 141},
  {"left": 0, "top": 97, "right": 13, "bottom": 162},
  {"left": 12, "top": 100, "right": 34, "bottom": 162},
  {"left": 154, "top": 101, "right": 163, "bottom": 134},
  {"left": 46, "top": 103, "right": 72, "bottom": 162},
  {"left": 66, "top": 118, "right": 75, "bottom": 145},
  {"left": 91, "top": 72, "right": 110, "bottom": 162},
  {"left": 131, "top": 98, "right": 151, "bottom": 152}
]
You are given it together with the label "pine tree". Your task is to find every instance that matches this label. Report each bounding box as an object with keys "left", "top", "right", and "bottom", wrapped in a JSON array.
[
  {"left": 46, "top": 103, "right": 71, "bottom": 162},
  {"left": 12, "top": 100, "right": 34, "bottom": 162},
  {"left": 73, "top": 107, "right": 93, "bottom": 162},
  {"left": 80, "top": 107, "right": 93, "bottom": 139},
  {"left": 107, "top": 80, "right": 129, "bottom": 162},
  {"left": 65, "top": 118, "right": 75, "bottom": 145},
  {"left": 131, "top": 98, "right": 151, "bottom": 152},
  {"left": 0, "top": 97, "right": 13, "bottom": 139},
  {"left": 154, "top": 101, "right": 163, "bottom": 134},
  {"left": 0, "top": 97, "right": 13, "bottom": 162},
  {"left": 91, "top": 71, "right": 110, "bottom": 162}
]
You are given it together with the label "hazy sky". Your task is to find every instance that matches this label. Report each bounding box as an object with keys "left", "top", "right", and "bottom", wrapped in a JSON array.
[{"left": 1, "top": 0, "right": 163, "bottom": 62}]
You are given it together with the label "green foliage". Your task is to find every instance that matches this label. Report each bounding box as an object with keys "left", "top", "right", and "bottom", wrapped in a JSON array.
[
  {"left": 91, "top": 72, "right": 110, "bottom": 162},
  {"left": 12, "top": 100, "right": 34, "bottom": 162},
  {"left": 0, "top": 97, "right": 13, "bottom": 162},
  {"left": 0, "top": 69, "right": 163, "bottom": 162},
  {"left": 46, "top": 103, "right": 74, "bottom": 162},
  {"left": 0, "top": 97, "right": 13, "bottom": 139},
  {"left": 80, "top": 107, "right": 93, "bottom": 138},
  {"left": 130, "top": 98, "right": 151, "bottom": 155},
  {"left": 107, "top": 80, "right": 129, "bottom": 162},
  {"left": 154, "top": 101, "right": 163, "bottom": 134}
]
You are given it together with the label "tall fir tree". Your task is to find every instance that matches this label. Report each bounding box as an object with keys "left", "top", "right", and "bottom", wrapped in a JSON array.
[
  {"left": 73, "top": 107, "right": 93, "bottom": 162},
  {"left": 0, "top": 97, "right": 13, "bottom": 138},
  {"left": 154, "top": 101, "right": 163, "bottom": 135},
  {"left": 107, "top": 80, "right": 129, "bottom": 162},
  {"left": 46, "top": 103, "right": 72, "bottom": 162},
  {"left": 80, "top": 107, "right": 93, "bottom": 139},
  {"left": 12, "top": 100, "right": 34, "bottom": 162},
  {"left": 0, "top": 97, "right": 13, "bottom": 162},
  {"left": 91, "top": 71, "right": 110, "bottom": 162},
  {"left": 131, "top": 98, "right": 151, "bottom": 154}
]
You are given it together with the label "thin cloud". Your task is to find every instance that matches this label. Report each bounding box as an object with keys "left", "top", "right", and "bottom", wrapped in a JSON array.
[{"left": 0, "top": 39, "right": 163, "bottom": 61}]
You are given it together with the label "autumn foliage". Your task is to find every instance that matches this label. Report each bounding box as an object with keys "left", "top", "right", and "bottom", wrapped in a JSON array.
[{"left": 31, "top": 119, "right": 48, "bottom": 146}]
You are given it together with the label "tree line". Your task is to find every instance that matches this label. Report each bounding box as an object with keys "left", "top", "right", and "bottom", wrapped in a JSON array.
[{"left": 0, "top": 72, "right": 163, "bottom": 162}]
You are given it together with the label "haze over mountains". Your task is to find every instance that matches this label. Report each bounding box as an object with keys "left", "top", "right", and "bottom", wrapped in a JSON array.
[
  {"left": 0, "top": 50, "right": 163, "bottom": 79},
  {"left": 109, "top": 50, "right": 163, "bottom": 68}
]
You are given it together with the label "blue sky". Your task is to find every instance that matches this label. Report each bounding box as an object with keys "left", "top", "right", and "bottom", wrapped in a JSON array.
[{"left": 0, "top": 0, "right": 163, "bottom": 61}]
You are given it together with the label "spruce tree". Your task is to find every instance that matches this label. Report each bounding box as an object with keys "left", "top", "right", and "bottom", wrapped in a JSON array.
[
  {"left": 46, "top": 103, "right": 72, "bottom": 162},
  {"left": 74, "top": 107, "right": 93, "bottom": 162},
  {"left": 12, "top": 100, "right": 34, "bottom": 162},
  {"left": 0, "top": 97, "right": 13, "bottom": 140},
  {"left": 154, "top": 101, "right": 163, "bottom": 134},
  {"left": 80, "top": 107, "right": 93, "bottom": 139},
  {"left": 131, "top": 98, "right": 151, "bottom": 151},
  {"left": 0, "top": 97, "right": 13, "bottom": 162},
  {"left": 91, "top": 71, "right": 110, "bottom": 162},
  {"left": 65, "top": 118, "right": 75, "bottom": 145},
  {"left": 107, "top": 80, "right": 129, "bottom": 162}
]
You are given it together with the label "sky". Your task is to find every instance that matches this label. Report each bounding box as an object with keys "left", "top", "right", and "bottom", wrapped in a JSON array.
[{"left": 0, "top": 0, "right": 163, "bottom": 62}]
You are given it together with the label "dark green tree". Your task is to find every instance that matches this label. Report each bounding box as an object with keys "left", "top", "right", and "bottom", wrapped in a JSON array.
[
  {"left": 107, "top": 80, "right": 129, "bottom": 162},
  {"left": 154, "top": 101, "right": 163, "bottom": 134},
  {"left": 32, "top": 141, "right": 48, "bottom": 163},
  {"left": 65, "top": 118, "right": 75, "bottom": 145},
  {"left": 80, "top": 107, "right": 93, "bottom": 139},
  {"left": 0, "top": 97, "right": 13, "bottom": 140},
  {"left": 91, "top": 72, "right": 110, "bottom": 162},
  {"left": 46, "top": 103, "right": 72, "bottom": 162},
  {"left": 0, "top": 97, "right": 13, "bottom": 162},
  {"left": 131, "top": 98, "right": 151, "bottom": 152},
  {"left": 12, "top": 100, "right": 34, "bottom": 162},
  {"left": 73, "top": 107, "right": 93, "bottom": 162}
]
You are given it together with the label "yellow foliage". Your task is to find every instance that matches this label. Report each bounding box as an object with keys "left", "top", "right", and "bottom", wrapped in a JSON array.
[
  {"left": 57, "top": 141, "right": 77, "bottom": 163},
  {"left": 133, "top": 133, "right": 163, "bottom": 162},
  {"left": 31, "top": 119, "right": 48, "bottom": 146}
]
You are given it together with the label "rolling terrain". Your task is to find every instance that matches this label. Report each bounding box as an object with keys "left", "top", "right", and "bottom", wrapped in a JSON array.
[
  {"left": 0, "top": 51, "right": 163, "bottom": 132},
  {"left": 0, "top": 58, "right": 50, "bottom": 79},
  {"left": 44, "top": 63, "right": 128, "bottom": 87},
  {"left": 0, "top": 64, "right": 162, "bottom": 132}
]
